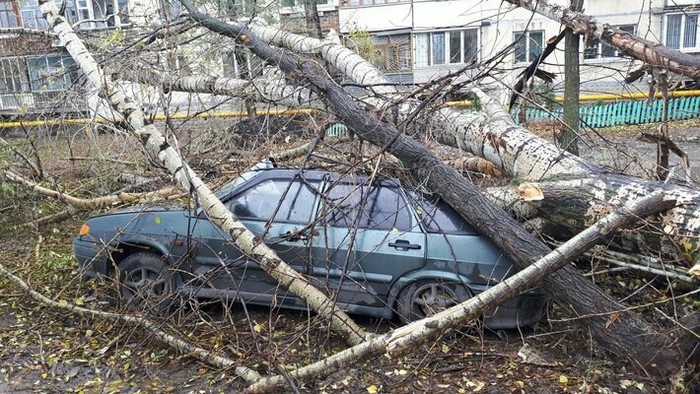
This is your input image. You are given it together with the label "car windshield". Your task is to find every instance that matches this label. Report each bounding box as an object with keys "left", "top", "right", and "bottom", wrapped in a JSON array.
[{"left": 215, "top": 159, "right": 275, "bottom": 199}]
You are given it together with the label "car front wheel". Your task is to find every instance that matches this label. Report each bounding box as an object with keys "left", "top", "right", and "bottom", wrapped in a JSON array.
[
  {"left": 118, "top": 252, "right": 177, "bottom": 315},
  {"left": 397, "top": 280, "right": 472, "bottom": 323}
]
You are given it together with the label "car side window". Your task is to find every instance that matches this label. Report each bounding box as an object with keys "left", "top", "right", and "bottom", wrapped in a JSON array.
[
  {"left": 323, "top": 182, "right": 411, "bottom": 230},
  {"left": 410, "top": 192, "right": 478, "bottom": 235},
  {"left": 229, "top": 179, "right": 318, "bottom": 223}
]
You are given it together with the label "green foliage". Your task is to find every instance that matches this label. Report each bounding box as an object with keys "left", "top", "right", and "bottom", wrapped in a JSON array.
[
  {"left": 35, "top": 250, "right": 75, "bottom": 285},
  {"left": 346, "top": 25, "right": 383, "bottom": 66}
]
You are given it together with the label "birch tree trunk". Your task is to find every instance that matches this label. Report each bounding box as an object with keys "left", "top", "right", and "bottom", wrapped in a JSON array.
[
  {"left": 182, "top": 8, "right": 698, "bottom": 377},
  {"left": 38, "top": 0, "right": 368, "bottom": 347}
]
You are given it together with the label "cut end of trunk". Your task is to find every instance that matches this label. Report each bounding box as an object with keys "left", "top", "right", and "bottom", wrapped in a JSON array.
[{"left": 518, "top": 183, "right": 544, "bottom": 202}]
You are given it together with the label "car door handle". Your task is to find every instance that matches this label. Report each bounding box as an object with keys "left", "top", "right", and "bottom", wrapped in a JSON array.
[{"left": 388, "top": 240, "right": 422, "bottom": 251}]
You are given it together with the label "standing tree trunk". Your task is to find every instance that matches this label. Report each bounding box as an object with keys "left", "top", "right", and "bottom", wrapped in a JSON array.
[
  {"left": 560, "top": 0, "right": 582, "bottom": 155},
  {"left": 304, "top": 0, "right": 322, "bottom": 39},
  {"left": 656, "top": 69, "right": 670, "bottom": 180}
]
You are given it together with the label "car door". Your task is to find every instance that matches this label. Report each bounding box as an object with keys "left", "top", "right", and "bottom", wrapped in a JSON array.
[
  {"left": 193, "top": 173, "right": 321, "bottom": 305},
  {"left": 310, "top": 178, "right": 426, "bottom": 309}
]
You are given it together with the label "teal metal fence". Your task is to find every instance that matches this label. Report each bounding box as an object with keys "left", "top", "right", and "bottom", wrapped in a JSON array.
[{"left": 516, "top": 95, "right": 700, "bottom": 128}]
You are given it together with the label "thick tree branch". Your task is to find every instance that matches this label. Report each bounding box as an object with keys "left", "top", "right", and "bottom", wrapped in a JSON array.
[{"left": 183, "top": 5, "right": 695, "bottom": 377}]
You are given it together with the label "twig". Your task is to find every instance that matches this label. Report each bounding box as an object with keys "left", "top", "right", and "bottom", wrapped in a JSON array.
[
  {"left": 586, "top": 249, "right": 695, "bottom": 283},
  {"left": 67, "top": 156, "right": 136, "bottom": 165},
  {"left": 34, "top": 235, "right": 43, "bottom": 260}
]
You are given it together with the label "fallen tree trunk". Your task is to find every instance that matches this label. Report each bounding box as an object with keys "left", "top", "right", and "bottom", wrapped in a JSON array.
[
  {"left": 243, "top": 192, "right": 675, "bottom": 393},
  {"left": 184, "top": 8, "right": 698, "bottom": 377},
  {"left": 38, "top": 0, "right": 368, "bottom": 347}
]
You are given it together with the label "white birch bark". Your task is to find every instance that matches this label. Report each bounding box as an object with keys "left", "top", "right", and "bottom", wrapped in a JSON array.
[
  {"left": 38, "top": 0, "right": 367, "bottom": 346},
  {"left": 3, "top": 168, "right": 180, "bottom": 209},
  {"left": 247, "top": 21, "right": 397, "bottom": 95},
  {"left": 126, "top": 68, "right": 326, "bottom": 109}
]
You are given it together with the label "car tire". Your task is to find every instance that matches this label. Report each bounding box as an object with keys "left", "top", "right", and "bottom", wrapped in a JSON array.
[
  {"left": 118, "top": 252, "right": 177, "bottom": 315},
  {"left": 397, "top": 279, "right": 472, "bottom": 323}
]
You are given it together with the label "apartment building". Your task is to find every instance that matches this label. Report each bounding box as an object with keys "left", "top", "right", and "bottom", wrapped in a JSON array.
[{"left": 1, "top": 0, "right": 698, "bottom": 117}]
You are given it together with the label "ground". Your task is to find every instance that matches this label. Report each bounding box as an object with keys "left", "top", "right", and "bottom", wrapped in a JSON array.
[{"left": 0, "top": 118, "right": 698, "bottom": 393}]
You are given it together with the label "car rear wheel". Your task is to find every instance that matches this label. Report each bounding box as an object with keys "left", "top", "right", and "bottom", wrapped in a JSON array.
[
  {"left": 397, "top": 280, "right": 472, "bottom": 323},
  {"left": 118, "top": 252, "right": 177, "bottom": 315}
]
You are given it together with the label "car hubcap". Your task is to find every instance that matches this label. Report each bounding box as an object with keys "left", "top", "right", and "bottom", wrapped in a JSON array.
[
  {"left": 412, "top": 283, "right": 459, "bottom": 316},
  {"left": 123, "top": 267, "right": 166, "bottom": 302}
]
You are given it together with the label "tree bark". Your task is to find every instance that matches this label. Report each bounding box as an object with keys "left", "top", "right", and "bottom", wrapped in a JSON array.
[
  {"left": 561, "top": 0, "right": 582, "bottom": 155},
  {"left": 244, "top": 192, "right": 675, "bottom": 393},
  {"left": 38, "top": 0, "right": 368, "bottom": 347},
  {"left": 303, "top": 0, "right": 322, "bottom": 39}
]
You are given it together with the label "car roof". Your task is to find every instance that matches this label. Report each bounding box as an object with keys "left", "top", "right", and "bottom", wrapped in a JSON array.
[{"left": 254, "top": 168, "right": 403, "bottom": 186}]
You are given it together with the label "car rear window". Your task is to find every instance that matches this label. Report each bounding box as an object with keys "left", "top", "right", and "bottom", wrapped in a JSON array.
[{"left": 409, "top": 192, "right": 478, "bottom": 235}]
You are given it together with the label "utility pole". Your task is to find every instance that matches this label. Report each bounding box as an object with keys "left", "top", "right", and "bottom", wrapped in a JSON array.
[{"left": 561, "top": 0, "right": 583, "bottom": 155}]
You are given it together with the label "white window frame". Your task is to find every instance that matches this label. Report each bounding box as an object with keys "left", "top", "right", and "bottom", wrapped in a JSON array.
[
  {"left": 0, "top": 57, "right": 29, "bottom": 93},
  {"left": 70, "top": 0, "right": 130, "bottom": 30},
  {"left": 513, "top": 30, "right": 544, "bottom": 63},
  {"left": 664, "top": 11, "right": 700, "bottom": 52},
  {"left": 413, "top": 28, "right": 479, "bottom": 68}
]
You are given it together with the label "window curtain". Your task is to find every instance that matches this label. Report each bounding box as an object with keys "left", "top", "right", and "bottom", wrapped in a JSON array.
[
  {"left": 684, "top": 14, "right": 697, "bottom": 48},
  {"left": 667, "top": 14, "right": 682, "bottom": 49},
  {"left": 432, "top": 32, "right": 445, "bottom": 65}
]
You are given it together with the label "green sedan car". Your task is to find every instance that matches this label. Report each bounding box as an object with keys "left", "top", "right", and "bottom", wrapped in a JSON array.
[{"left": 73, "top": 162, "right": 547, "bottom": 329}]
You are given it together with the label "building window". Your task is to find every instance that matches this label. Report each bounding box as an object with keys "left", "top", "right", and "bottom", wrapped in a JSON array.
[
  {"left": 70, "top": 0, "right": 128, "bottom": 29},
  {"left": 282, "top": 0, "right": 327, "bottom": 6},
  {"left": 0, "top": 58, "right": 29, "bottom": 93},
  {"left": 28, "top": 56, "right": 77, "bottom": 92},
  {"left": 0, "top": 0, "right": 20, "bottom": 28},
  {"left": 666, "top": 12, "right": 700, "bottom": 51},
  {"left": 584, "top": 25, "right": 635, "bottom": 59},
  {"left": 513, "top": 30, "right": 544, "bottom": 63},
  {"left": 414, "top": 29, "right": 478, "bottom": 67},
  {"left": 341, "top": 0, "right": 407, "bottom": 6},
  {"left": 373, "top": 34, "right": 411, "bottom": 73}
]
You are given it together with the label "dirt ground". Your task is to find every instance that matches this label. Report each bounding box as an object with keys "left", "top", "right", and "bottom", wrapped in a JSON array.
[{"left": 0, "top": 119, "right": 698, "bottom": 393}]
